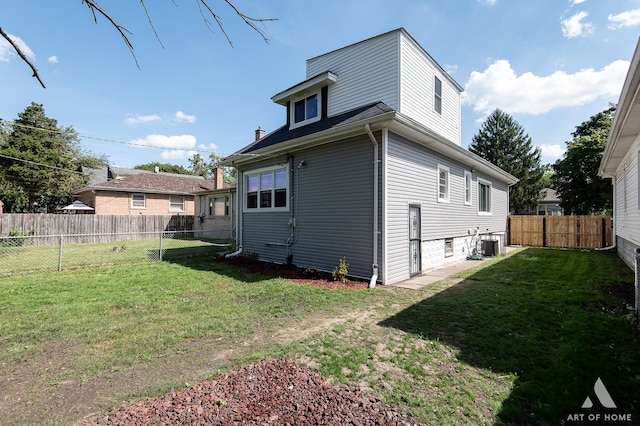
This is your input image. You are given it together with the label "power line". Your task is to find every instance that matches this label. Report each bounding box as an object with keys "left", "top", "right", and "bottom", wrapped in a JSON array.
[
  {"left": 3, "top": 120, "right": 223, "bottom": 155},
  {"left": 0, "top": 154, "right": 86, "bottom": 175}
]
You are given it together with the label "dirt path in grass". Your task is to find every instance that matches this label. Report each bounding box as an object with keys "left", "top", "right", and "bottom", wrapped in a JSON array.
[{"left": 0, "top": 296, "right": 395, "bottom": 426}]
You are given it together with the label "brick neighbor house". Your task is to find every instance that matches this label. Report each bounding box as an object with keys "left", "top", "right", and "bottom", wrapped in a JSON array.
[{"left": 74, "top": 170, "right": 216, "bottom": 215}]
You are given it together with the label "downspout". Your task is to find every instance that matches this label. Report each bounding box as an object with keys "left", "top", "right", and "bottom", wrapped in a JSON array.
[
  {"left": 226, "top": 168, "right": 243, "bottom": 258},
  {"left": 596, "top": 178, "right": 616, "bottom": 251},
  {"left": 365, "top": 123, "right": 379, "bottom": 288}
]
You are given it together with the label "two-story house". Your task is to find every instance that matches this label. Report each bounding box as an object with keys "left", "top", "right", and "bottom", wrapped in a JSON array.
[{"left": 222, "top": 28, "right": 517, "bottom": 286}]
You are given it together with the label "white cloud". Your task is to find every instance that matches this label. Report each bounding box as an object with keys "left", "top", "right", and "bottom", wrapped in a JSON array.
[
  {"left": 48, "top": 56, "right": 58, "bottom": 64},
  {"left": 478, "top": 0, "right": 497, "bottom": 5},
  {"left": 161, "top": 149, "right": 199, "bottom": 160},
  {"left": 198, "top": 143, "right": 219, "bottom": 150},
  {"left": 570, "top": 0, "right": 587, "bottom": 6},
  {"left": 129, "top": 134, "right": 197, "bottom": 149},
  {"left": 125, "top": 114, "right": 162, "bottom": 124},
  {"left": 538, "top": 143, "right": 566, "bottom": 163},
  {"left": 175, "top": 111, "right": 197, "bottom": 123},
  {"left": 608, "top": 9, "right": 640, "bottom": 29},
  {"left": 444, "top": 64, "right": 458, "bottom": 75},
  {"left": 0, "top": 33, "right": 35, "bottom": 62},
  {"left": 561, "top": 11, "right": 594, "bottom": 38},
  {"left": 462, "top": 59, "right": 629, "bottom": 115}
]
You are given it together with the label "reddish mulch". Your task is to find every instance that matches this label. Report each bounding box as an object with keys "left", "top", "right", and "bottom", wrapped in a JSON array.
[
  {"left": 216, "top": 255, "right": 370, "bottom": 290},
  {"left": 81, "top": 359, "right": 419, "bottom": 425}
]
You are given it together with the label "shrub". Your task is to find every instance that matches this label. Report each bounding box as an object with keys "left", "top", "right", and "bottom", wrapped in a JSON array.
[{"left": 332, "top": 257, "right": 349, "bottom": 283}]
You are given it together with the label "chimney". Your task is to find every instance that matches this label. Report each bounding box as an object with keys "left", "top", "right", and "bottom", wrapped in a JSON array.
[
  {"left": 214, "top": 167, "right": 224, "bottom": 190},
  {"left": 255, "top": 126, "right": 265, "bottom": 141}
]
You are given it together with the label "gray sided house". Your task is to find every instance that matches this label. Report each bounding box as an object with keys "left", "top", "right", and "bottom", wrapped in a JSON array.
[{"left": 223, "top": 28, "right": 517, "bottom": 286}]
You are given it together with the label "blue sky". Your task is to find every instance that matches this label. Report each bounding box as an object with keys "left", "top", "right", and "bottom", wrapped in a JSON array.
[{"left": 1, "top": 0, "right": 639, "bottom": 169}]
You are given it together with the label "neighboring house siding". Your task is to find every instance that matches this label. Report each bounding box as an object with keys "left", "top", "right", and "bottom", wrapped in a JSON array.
[
  {"left": 83, "top": 191, "right": 194, "bottom": 215},
  {"left": 614, "top": 139, "right": 640, "bottom": 268},
  {"left": 399, "top": 36, "right": 461, "bottom": 145},
  {"left": 385, "top": 132, "right": 508, "bottom": 283},
  {"left": 306, "top": 31, "right": 400, "bottom": 118}
]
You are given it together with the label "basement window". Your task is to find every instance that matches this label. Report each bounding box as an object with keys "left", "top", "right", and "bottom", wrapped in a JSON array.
[{"left": 445, "top": 238, "right": 453, "bottom": 257}]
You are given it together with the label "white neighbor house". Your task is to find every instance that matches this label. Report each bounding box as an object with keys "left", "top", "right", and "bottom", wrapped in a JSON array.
[{"left": 599, "top": 38, "right": 640, "bottom": 310}]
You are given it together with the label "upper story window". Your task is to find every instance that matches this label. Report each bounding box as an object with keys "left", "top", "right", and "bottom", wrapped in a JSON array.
[
  {"left": 437, "top": 164, "right": 449, "bottom": 203},
  {"left": 478, "top": 179, "right": 492, "bottom": 215},
  {"left": 291, "top": 92, "right": 320, "bottom": 128},
  {"left": 464, "top": 171, "right": 472, "bottom": 205},
  {"left": 169, "top": 196, "right": 185, "bottom": 212},
  {"left": 245, "top": 166, "right": 289, "bottom": 212},
  {"left": 131, "top": 194, "right": 146, "bottom": 209},
  {"left": 434, "top": 76, "right": 442, "bottom": 114}
]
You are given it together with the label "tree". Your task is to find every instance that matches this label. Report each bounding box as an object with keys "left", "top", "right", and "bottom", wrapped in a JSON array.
[
  {"left": 134, "top": 162, "right": 194, "bottom": 175},
  {"left": 0, "top": 103, "right": 103, "bottom": 212},
  {"left": 188, "top": 153, "right": 236, "bottom": 184},
  {"left": 552, "top": 106, "right": 615, "bottom": 215},
  {"left": 469, "top": 109, "right": 545, "bottom": 214},
  {"left": 1, "top": 1, "right": 276, "bottom": 88}
]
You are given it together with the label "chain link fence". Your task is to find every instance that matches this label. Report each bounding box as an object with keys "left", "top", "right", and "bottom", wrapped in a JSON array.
[{"left": 0, "top": 230, "right": 232, "bottom": 277}]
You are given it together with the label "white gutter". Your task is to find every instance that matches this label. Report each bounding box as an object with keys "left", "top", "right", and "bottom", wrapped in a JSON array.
[{"left": 365, "top": 124, "right": 379, "bottom": 288}]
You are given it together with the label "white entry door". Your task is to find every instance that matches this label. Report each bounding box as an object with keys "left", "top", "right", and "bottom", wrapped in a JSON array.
[{"left": 409, "top": 205, "right": 421, "bottom": 276}]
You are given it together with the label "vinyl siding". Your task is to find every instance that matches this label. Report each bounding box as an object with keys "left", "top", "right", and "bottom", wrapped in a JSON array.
[
  {"left": 399, "top": 36, "right": 462, "bottom": 145},
  {"left": 238, "top": 136, "right": 382, "bottom": 280},
  {"left": 615, "top": 137, "right": 640, "bottom": 251},
  {"left": 385, "top": 132, "right": 509, "bottom": 284},
  {"left": 306, "top": 31, "right": 400, "bottom": 118}
]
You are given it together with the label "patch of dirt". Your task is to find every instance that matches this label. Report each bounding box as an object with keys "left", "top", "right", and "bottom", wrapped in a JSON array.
[{"left": 216, "top": 255, "right": 370, "bottom": 290}]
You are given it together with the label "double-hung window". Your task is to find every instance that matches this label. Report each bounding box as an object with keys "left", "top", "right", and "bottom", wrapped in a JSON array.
[
  {"left": 131, "top": 194, "right": 146, "bottom": 209},
  {"left": 437, "top": 164, "right": 450, "bottom": 203},
  {"left": 478, "top": 179, "right": 492, "bottom": 214},
  {"left": 245, "top": 167, "right": 288, "bottom": 211},
  {"left": 169, "top": 196, "right": 185, "bottom": 212}
]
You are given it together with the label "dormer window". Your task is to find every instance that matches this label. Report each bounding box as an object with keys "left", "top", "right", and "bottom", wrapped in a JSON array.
[
  {"left": 272, "top": 71, "right": 337, "bottom": 130},
  {"left": 294, "top": 94, "right": 318, "bottom": 124}
]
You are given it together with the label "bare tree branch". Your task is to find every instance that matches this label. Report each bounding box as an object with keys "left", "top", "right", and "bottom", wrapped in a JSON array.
[
  {"left": 82, "top": 0, "right": 140, "bottom": 69},
  {"left": 6, "top": 1, "right": 277, "bottom": 88},
  {"left": 0, "top": 27, "right": 46, "bottom": 88}
]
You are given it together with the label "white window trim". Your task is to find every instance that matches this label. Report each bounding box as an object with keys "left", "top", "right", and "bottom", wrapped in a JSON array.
[
  {"left": 131, "top": 193, "right": 146, "bottom": 209},
  {"left": 434, "top": 76, "right": 442, "bottom": 115},
  {"left": 477, "top": 178, "right": 492, "bottom": 215},
  {"left": 289, "top": 90, "right": 321, "bottom": 130},
  {"left": 464, "top": 170, "right": 472, "bottom": 206},
  {"left": 243, "top": 165, "right": 290, "bottom": 213},
  {"left": 437, "top": 164, "right": 450, "bottom": 203},
  {"left": 169, "top": 196, "right": 185, "bottom": 212}
]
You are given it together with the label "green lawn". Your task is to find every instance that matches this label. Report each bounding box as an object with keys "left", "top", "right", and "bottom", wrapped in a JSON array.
[{"left": 0, "top": 248, "right": 638, "bottom": 425}]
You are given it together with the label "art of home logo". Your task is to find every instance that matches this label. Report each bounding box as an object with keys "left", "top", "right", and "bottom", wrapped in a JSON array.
[{"left": 566, "top": 377, "right": 632, "bottom": 423}]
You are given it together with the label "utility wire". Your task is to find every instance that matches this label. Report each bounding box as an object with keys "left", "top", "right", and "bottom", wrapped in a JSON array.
[{"left": 0, "top": 154, "right": 86, "bottom": 175}]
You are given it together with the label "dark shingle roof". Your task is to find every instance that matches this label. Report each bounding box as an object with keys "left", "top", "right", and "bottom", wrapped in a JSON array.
[
  {"left": 234, "top": 102, "right": 395, "bottom": 155},
  {"left": 81, "top": 173, "right": 216, "bottom": 195}
]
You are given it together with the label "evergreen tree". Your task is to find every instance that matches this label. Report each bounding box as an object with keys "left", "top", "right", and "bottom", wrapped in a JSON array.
[
  {"left": 0, "top": 103, "right": 94, "bottom": 212},
  {"left": 469, "top": 109, "right": 545, "bottom": 214},
  {"left": 552, "top": 106, "right": 615, "bottom": 215}
]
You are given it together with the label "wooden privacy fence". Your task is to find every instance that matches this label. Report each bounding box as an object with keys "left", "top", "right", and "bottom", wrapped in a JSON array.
[
  {"left": 507, "top": 215, "right": 612, "bottom": 249},
  {"left": 0, "top": 214, "right": 193, "bottom": 244}
]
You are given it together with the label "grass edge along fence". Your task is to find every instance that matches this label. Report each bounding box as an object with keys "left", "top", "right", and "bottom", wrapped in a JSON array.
[
  {"left": 0, "top": 230, "right": 231, "bottom": 277},
  {"left": 508, "top": 215, "right": 612, "bottom": 249}
]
